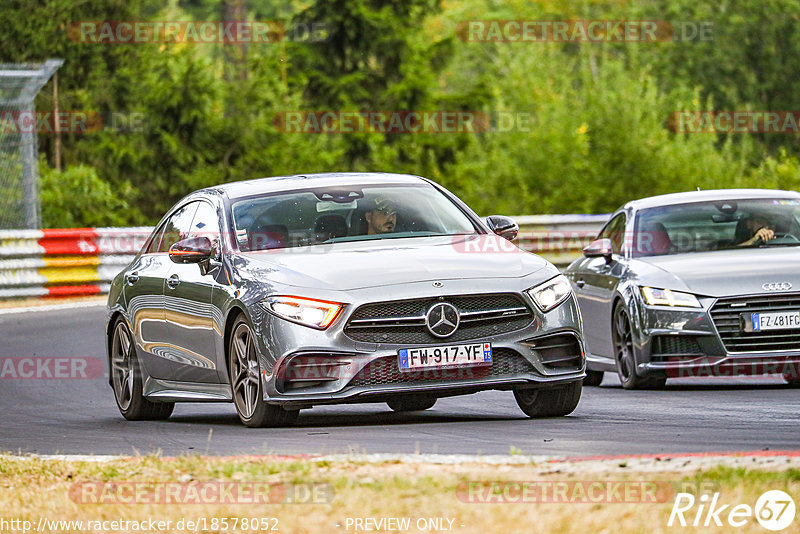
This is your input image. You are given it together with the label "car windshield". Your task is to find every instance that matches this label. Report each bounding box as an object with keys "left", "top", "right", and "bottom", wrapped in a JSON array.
[
  {"left": 231, "top": 183, "right": 477, "bottom": 251},
  {"left": 632, "top": 198, "right": 800, "bottom": 257}
]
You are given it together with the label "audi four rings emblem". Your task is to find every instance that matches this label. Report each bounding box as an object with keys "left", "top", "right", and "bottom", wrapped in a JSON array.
[
  {"left": 762, "top": 282, "right": 792, "bottom": 291},
  {"left": 426, "top": 302, "right": 460, "bottom": 338}
]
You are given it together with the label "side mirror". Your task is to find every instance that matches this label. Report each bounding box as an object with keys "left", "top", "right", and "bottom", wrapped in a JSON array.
[
  {"left": 169, "top": 236, "right": 213, "bottom": 264},
  {"left": 583, "top": 238, "right": 613, "bottom": 261},
  {"left": 485, "top": 215, "right": 519, "bottom": 241}
]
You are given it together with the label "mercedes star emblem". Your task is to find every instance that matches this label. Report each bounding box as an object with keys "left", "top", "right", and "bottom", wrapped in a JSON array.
[{"left": 426, "top": 302, "right": 460, "bottom": 338}]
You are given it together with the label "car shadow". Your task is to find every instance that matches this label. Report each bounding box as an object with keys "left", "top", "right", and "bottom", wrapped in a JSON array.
[
  {"left": 165, "top": 409, "right": 528, "bottom": 428},
  {"left": 596, "top": 382, "right": 792, "bottom": 391},
  {"left": 295, "top": 410, "right": 528, "bottom": 428}
]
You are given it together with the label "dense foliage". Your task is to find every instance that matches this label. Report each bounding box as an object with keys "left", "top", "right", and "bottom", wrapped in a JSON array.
[{"left": 2, "top": 0, "right": 800, "bottom": 226}]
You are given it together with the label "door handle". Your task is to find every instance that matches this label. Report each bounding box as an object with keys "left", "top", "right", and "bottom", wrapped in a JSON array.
[
  {"left": 125, "top": 271, "right": 139, "bottom": 285},
  {"left": 576, "top": 279, "right": 586, "bottom": 289},
  {"left": 166, "top": 274, "right": 181, "bottom": 289}
]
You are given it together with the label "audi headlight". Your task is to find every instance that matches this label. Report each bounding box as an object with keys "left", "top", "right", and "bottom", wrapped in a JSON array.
[
  {"left": 527, "top": 275, "right": 572, "bottom": 312},
  {"left": 265, "top": 296, "right": 344, "bottom": 329},
  {"left": 640, "top": 287, "right": 701, "bottom": 308}
]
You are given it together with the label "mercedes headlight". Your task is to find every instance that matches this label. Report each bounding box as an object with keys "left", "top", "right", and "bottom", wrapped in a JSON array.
[
  {"left": 265, "top": 296, "right": 344, "bottom": 329},
  {"left": 640, "top": 287, "right": 701, "bottom": 308},
  {"left": 527, "top": 275, "right": 572, "bottom": 312}
]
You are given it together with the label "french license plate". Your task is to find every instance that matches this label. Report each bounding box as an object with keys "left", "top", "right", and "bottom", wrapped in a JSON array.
[
  {"left": 398, "top": 343, "right": 492, "bottom": 371},
  {"left": 747, "top": 311, "right": 800, "bottom": 332}
]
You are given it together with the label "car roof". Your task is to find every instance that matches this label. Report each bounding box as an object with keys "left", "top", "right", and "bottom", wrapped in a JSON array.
[
  {"left": 203, "top": 172, "right": 430, "bottom": 200},
  {"left": 624, "top": 189, "right": 800, "bottom": 211}
]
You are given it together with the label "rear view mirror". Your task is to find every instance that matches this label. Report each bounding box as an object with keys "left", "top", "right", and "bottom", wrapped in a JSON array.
[
  {"left": 169, "top": 237, "right": 214, "bottom": 264},
  {"left": 583, "top": 238, "right": 613, "bottom": 261},
  {"left": 485, "top": 215, "right": 519, "bottom": 241}
]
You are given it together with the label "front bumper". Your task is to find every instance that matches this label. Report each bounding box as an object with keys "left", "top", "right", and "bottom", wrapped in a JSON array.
[
  {"left": 248, "top": 279, "right": 586, "bottom": 405},
  {"left": 634, "top": 297, "right": 800, "bottom": 378},
  {"left": 640, "top": 354, "right": 800, "bottom": 378}
]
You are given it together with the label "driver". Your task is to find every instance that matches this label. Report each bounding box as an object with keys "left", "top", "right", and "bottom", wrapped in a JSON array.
[
  {"left": 737, "top": 213, "right": 775, "bottom": 247},
  {"left": 364, "top": 196, "right": 397, "bottom": 234}
]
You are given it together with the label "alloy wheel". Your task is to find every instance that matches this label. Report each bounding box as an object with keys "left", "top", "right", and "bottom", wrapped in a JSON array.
[
  {"left": 231, "top": 322, "right": 261, "bottom": 420},
  {"left": 614, "top": 306, "right": 635, "bottom": 382},
  {"left": 111, "top": 322, "right": 134, "bottom": 411}
]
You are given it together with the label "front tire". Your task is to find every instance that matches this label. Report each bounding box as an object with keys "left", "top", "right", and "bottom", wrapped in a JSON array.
[
  {"left": 612, "top": 304, "right": 666, "bottom": 390},
  {"left": 110, "top": 319, "right": 174, "bottom": 421},
  {"left": 229, "top": 315, "right": 298, "bottom": 428},
  {"left": 387, "top": 397, "right": 437, "bottom": 412},
  {"left": 513, "top": 381, "right": 582, "bottom": 417}
]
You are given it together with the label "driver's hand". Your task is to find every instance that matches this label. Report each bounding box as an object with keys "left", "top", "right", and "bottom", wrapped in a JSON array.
[{"left": 754, "top": 227, "right": 775, "bottom": 243}]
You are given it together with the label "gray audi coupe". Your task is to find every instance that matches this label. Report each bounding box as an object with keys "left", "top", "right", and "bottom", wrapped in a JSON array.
[
  {"left": 106, "top": 173, "right": 586, "bottom": 426},
  {"left": 565, "top": 189, "right": 800, "bottom": 389}
]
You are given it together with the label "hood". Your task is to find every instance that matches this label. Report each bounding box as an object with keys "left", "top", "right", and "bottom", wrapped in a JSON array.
[
  {"left": 237, "top": 234, "right": 549, "bottom": 291},
  {"left": 632, "top": 247, "right": 800, "bottom": 297}
]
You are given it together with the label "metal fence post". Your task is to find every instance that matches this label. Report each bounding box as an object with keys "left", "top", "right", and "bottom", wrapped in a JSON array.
[{"left": 0, "top": 59, "right": 63, "bottom": 229}]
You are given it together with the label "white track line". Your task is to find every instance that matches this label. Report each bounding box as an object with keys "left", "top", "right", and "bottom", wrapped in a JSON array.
[
  {"left": 5, "top": 454, "right": 122, "bottom": 462},
  {"left": 5, "top": 452, "right": 800, "bottom": 473}
]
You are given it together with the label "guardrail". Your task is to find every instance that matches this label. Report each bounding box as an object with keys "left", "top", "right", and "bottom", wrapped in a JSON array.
[
  {"left": 0, "top": 215, "right": 609, "bottom": 299},
  {"left": 514, "top": 214, "right": 609, "bottom": 266},
  {"left": 0, "top": 228, "right": 152, "bottom": 299}
]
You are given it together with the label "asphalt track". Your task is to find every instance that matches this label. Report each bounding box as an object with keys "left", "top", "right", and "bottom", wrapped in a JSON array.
[{"left": 1, "top": 305, "right": 798, "bottom": 457}]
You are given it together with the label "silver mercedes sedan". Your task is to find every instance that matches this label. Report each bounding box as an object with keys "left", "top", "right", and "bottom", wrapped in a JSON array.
[
  {"left": 106, "top": 173, "right": 586, "bottom": 427},
  {"left": 565, "top": 189, "right": 800, "bottom": 389}
]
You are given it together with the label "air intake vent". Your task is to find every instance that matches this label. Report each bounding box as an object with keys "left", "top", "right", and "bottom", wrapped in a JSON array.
[
  {"left": 524, "top": 333, "right": 583, "bottom": 370},
  {"left": 650, "top": 335, "right": 704, "bottom": 362}
]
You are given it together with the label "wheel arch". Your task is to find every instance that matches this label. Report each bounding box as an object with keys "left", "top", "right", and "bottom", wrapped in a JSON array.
[
  {"left": 611, "top": 284, "right": 650, "bottom": 378},
  {"left": 612, "top": 283, "right": 644, "bottom": 337},
  {"left": 222, "top": 304, "right": 248, "bottom": 378},
  {"left": 106, "top": 311, "right": 127, "bottom": 388},
  {"left": 610, "top": 293, "right": 628, "bottom": 342}
]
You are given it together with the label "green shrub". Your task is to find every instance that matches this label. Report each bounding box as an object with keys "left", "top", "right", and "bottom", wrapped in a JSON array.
[{"left": 39, "top": 163, "right": 131, "bottom": 228}]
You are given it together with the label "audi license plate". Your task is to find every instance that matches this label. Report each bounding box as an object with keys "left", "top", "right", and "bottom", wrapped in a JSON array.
[
  {"left": 398, "top": 343, "right": 492, "bottom": 371},
  {"left": 747, "top": 311, "right": 800, "bottom": 332}
]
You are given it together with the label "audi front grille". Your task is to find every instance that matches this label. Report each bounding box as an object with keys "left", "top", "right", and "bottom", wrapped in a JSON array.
[{"left": 710, "top": 294, "right": 800, "bottom": 353}]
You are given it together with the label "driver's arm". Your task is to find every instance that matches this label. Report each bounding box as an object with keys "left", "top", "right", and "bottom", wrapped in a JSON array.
[{"left": 738, "top": 227, "right": 775, "bottom": 247}]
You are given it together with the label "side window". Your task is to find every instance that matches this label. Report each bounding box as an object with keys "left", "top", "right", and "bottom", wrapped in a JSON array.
[
  {"left": 144, "top": 223, "right": 167, "bottom": 254},
  {"left": 189, "top": 201, "right": 221, "bottom": 242},
  {"left": 157, "top": 202, "right": 199, "bottom": 253},
  {"left": 599, "top": 213, "right": 626, "bottom": 254}
]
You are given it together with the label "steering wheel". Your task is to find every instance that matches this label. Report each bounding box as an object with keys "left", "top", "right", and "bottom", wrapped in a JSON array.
[{"left": 758, "top": 232, "right": 800, "bottom": 245}]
